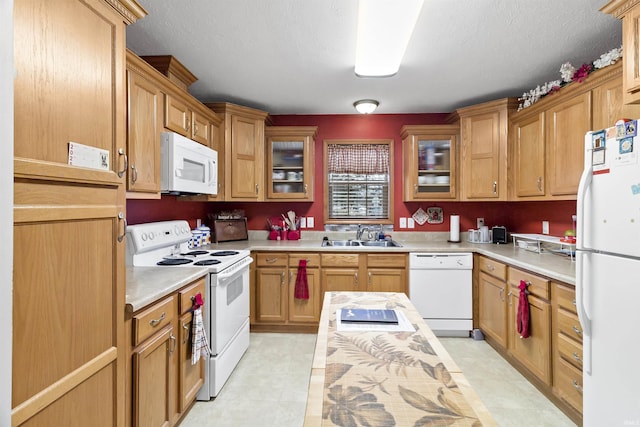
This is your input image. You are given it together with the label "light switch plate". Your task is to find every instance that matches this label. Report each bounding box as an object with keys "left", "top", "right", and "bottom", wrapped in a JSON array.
[
  {"left": 307, "top": 217, "right": 314, "bottom": 228},
  {"left": 300, "top": 217, "right": 307, "bottom": 228},
  {"left": 542, "top": 220, "right": 549, "bottom": 235},
  {"left": 477, "top": 218, "right": 485, "bottom": 228},
  {"left": 399, "top": 217, "right": 407, "bottom": 228},
  {"left": 407, "top": 218, "right": 415, "bottom": 228}
]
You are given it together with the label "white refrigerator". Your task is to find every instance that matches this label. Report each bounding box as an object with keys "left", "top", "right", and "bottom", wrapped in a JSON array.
[{"left": 577, "top": 122, "right": 640, "bottom": 426}]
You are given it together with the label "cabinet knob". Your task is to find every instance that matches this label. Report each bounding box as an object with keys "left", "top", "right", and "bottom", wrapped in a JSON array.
[
  {"left": 572, "top": 380, "right": 583, "bottom": 393},
  {"left": 572, "top": 325, "right": 582, "bottom": 336},
  {"left": 281, "top": 271, "right": 285, "bottom": 285},
  {"left": 573, "top": 352, "right": 582, "bottom": 363},
  {"left": 354, "top": 272, "right": 358, "bottom": 287}
]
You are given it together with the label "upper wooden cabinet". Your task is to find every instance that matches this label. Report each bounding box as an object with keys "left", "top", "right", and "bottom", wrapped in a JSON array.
[
  {"left": 457, "top": 98, "right": 518, "bottom": 201},
  {"left": 13, "top": 1, "right": 144, "bottom": 426},
  {"left": 125, "top": 50, "right": 223, "bottom": 199},
  {"left": 509, "top": 62, "right": 640, "bottom": 200},
  {"left": 265, "top": 126, "right": 317, "bottom": 201},
  {"left": 602, "top": 0, "right": 640, "bottom": 104},
  {"left": 206, "top": 102, "right": 270, "bottom": 201},
  {"left": 14, "top": 0, "right": 144, "bottom": 185},
  {"left": 126, "top": 51, "right": 163, "bottom": 196},
  {"left": 400, "top": 125, "right": 459, "bottom": 201}
]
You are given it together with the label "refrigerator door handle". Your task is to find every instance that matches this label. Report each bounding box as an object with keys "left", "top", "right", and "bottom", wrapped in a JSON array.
[
  {"left": 576, "top": 250, "right": 592, "bottom": 375},
  {"left": 576, "top": 164, "right": 592, "bottom": 251}
]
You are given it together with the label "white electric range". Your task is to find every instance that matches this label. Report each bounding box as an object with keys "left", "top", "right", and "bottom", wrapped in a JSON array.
[{"left": 126, "top": 220, "right": 253, "bottom": 399}]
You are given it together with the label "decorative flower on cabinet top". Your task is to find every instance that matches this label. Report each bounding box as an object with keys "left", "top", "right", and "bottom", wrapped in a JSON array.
[{"left": 518, "top": 46, "right": 623, "bottom": 111}]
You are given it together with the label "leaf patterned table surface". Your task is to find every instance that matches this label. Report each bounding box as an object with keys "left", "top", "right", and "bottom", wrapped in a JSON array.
[{"left": 304, "top": 292, "right": 497, "bottom": 427}]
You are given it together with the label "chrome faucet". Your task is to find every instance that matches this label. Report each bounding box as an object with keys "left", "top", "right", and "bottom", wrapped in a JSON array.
[{"left": 356, "top": 224, "right": 369, "bottom": 240}]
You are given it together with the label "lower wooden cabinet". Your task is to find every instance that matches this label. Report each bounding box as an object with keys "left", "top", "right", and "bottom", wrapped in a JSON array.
[
  {"left": 477, "top": 257, "right": 581, "bottom": 424},
  {"left": 126, "top": 277, "right": 206, "bottom": 427},
  {"left": 478, "top": 257, "right": 509, "bottom": 348},
  {"left": 251, "top": 251, "right": 408, "bottom": 331},
  {"left": 254, "top": 252, "right": 321, "bottom": 327},
  {"left": 552, "top": 282, "right": 583, "bottom": 421},
  {"left": 507, "top": 267, "right": 551, "bottom": 386}
]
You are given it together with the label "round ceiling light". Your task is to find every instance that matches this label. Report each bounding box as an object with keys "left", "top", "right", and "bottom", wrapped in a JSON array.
[{"left": 353, "top": 99, "right": 379, "bottom": 114}]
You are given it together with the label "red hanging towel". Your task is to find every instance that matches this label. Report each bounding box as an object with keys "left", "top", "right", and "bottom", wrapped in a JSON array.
[
  {"left": 294, "top": 259, "right": 309, "bottom": 300},
  {"left": 517, "top": 280, "right": 530, "bottom": 339}
]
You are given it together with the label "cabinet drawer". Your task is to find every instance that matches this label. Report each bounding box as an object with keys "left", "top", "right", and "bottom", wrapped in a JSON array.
[
  {"left": 289, "top": 253, "right": 320, "bottom": 268},
  {"left": 555, "top": 283, "right": 577, "bottom": 314},
  {"left": 508, "top": 267, "right": 550, "bottom": 299},
  {"left": 256, "top": 252, "right": 288, "bottom": 267},
  {"left": 179, "top": 277, "right": 206, "bottom": 315},
  {"left": 554, "top": 357, "right": 583, "bottom": 413},
  {"left": 479, "top": 257, "right": 507, "bottom": 280},
  {"left": 557, "top": 307, "right": 583, "bottom": 342},
  {"left": 133, "top": 296, "right": 177, "bottom": 346},
  {"left": 557, "top": 333, "right": 583, "bottom": 370},
  {"left": 321, "top": 253, "right": 360, "bottom": 267},
  {"left": 367, "top": 253, "right": 407, "bottom": 268}
]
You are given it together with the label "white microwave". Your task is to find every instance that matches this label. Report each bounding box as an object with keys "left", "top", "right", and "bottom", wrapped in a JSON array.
[{"left": 161, "top": 132, "right": 218, "bottom": 195}]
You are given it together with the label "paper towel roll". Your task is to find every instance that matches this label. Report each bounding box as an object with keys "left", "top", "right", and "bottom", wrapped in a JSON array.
[{"left": 449, "top": 215, "right": 460, "bottom": 242}]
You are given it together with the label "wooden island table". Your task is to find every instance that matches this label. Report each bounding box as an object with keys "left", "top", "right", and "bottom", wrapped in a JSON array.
[{"left": 304, "top": 292, "right": 497, "bottom": 427}]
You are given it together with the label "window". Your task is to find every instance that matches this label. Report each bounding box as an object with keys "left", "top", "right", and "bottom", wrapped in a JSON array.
[{"left": 324, "top": 139, "right": 394, "bottom": 224}]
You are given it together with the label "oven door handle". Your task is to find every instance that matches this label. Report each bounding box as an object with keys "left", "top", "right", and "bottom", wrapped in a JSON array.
[{"left": 216, "top": 256, "right": 254, "bottom": 284}]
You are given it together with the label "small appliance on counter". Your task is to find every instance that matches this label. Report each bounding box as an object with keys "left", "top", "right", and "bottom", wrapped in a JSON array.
[{"left": 491, "top": 226, "right": 508, "bottom": 244}]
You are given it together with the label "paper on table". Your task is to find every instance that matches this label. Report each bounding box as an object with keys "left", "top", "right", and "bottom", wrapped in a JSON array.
[{"left": 336, "top": 309, "right": 415, "bottom": 332}]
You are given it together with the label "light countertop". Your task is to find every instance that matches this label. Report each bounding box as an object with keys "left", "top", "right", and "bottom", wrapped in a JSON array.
[
  {"left": 125, "top": 232, "right": 576, "bottom": 312},
  {"left": 304, "top": 291, "right": 497, "bottom": 426}
]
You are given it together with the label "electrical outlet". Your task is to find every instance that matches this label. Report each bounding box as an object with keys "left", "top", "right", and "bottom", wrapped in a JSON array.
[
  {"left": 399, "top": 217, "right": 407, "bottom": 228},
  {"left": 299, "top": 217, "right": 307, "bottom": 229},
  {"left": 307, "top": 217, "right": 314, "bottom": 228},
  {"left": 477, "top": 218, "right": 485, "bottom": 228},
  {"left": 407, "top": 218, "right": 415, "bottom": 228},
  {"left": 542, "top": 220, "right": 549, "bottom": 235}
]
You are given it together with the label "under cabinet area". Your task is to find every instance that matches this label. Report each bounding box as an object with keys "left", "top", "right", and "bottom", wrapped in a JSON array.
[{"left": 126, "top": 277, "right": 206, "bottom": 427}]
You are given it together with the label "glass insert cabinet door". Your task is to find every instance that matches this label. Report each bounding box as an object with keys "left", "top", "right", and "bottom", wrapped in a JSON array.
[
  {"left": 401, "top": 125, "right": 458, "bottom": 200},
  {"left": 265, "top": 126, "right": 317, "bottom": 200}
]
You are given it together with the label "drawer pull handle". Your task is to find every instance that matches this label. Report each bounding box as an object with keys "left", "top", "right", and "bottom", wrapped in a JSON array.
[
  {"left": 573, "top": 352, "right": 582, "bottom": 362},
  {"left": 281, "top": 271, "right": 285, "bottom": 285},
  {"left": 572, "top": 299, "right": 577, "bottom": 306},
  {"left": 149, "top": 312, "right": 166, "bottom": 327},
  {"left": 572, "top": 325, "right": 582, "bottom": 336},
  {"left": 572, "top": 380, "right": 583, "bottom": 393},
  {"left": 265, "top": 257, "right": 279, "bottom": 263},
  {"left": 487, "top": 264, "right": 495, "bottom": 271},
  {"left": 499, "top": 288, "right": 505, "bottom": 302},
  {"left": 355, "top": 272, "right": 358, "bottom": 287}
]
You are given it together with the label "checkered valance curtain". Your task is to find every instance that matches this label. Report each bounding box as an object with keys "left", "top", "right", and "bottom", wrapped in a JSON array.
[{"left": 327, "top": 144, "right": 389, "bottom": 174}]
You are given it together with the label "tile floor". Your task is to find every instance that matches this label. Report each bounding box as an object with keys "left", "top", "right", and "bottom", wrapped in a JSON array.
[{"left": 179, "top": 333, "right": 577, "bottom": 427}]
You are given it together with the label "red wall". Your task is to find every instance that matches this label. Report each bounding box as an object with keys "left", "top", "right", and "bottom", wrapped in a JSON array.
[{"left": 127, "top": 113, "right": 577, "bottom": 236}]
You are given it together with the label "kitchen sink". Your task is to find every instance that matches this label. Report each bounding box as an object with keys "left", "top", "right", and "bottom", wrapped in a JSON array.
[{"left": 321, "top": 239, "right": 401, "bottom": 247}]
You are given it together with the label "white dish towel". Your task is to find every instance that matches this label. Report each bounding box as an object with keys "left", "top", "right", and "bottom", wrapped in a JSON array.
[{"left": 191, "top": 306, "right": 211, "bottom": 365}]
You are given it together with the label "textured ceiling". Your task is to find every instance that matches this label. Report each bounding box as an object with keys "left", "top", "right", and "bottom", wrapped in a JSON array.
[{"left": 126, "top": 0, "right": 622, "bottom": 115}]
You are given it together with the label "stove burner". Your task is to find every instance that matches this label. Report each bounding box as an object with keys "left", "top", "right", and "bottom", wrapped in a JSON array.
[
  {"left": 157, "top": 258, "right": 193, "bottom": 266},
  {"left": 210, "top": 251, "right": 239, "bottom": 257},
  {"left": 193, "top": 259, "right": 222, "bottom": 266},
  {"left": 181, "top": 250, "right": 209, "bottom": 256}
]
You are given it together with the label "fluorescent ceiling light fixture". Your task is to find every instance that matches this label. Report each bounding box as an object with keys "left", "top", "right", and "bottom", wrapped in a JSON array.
[
  {"left": 355, "top": 0, "right": 424, "bottom": 77},
  {"left": 353, "top": 99, "right": 379, "bottom": 114}
]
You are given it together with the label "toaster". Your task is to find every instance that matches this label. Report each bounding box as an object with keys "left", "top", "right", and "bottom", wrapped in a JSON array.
[{"left": 492, "top": 226, "right": 508, "bottom": 244}]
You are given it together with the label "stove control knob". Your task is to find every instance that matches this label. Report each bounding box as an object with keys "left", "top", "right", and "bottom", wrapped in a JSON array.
[
  {"left": 141, "top": 232, "right": 148, "bottom": 241},
  {"left": 148, "top": 232, "right": 155, "bottom": 240}
]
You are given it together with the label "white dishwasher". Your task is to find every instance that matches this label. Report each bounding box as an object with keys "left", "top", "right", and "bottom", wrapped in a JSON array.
[{"left": 409, "top": 253, "right": 473, "bottom": 337}]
